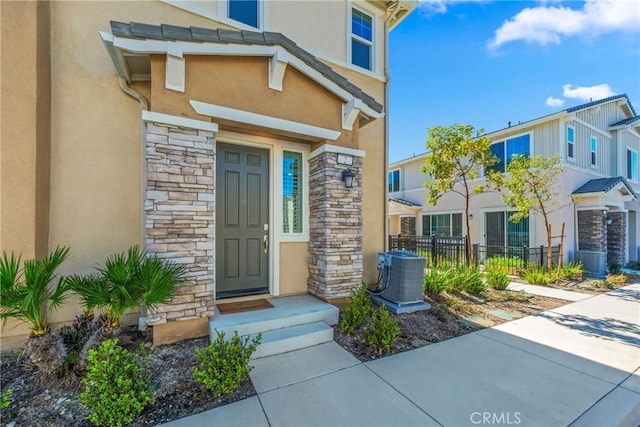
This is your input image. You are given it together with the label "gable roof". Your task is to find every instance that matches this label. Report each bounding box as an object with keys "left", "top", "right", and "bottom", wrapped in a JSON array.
[
  {"left": 572, "top": 176, "right": 636, "bottom": 198},
  {"left": 486, "top": 94, "right": 636, "bottom": 138},
  {"left": 107, "top": 21, "right": 383, "bottom": 114},
  {"left": 389, "top": 197, "right": 422, "bottom": 207},
  {"left": 611, "top": 116, "right": 640, "bottom": 127}
]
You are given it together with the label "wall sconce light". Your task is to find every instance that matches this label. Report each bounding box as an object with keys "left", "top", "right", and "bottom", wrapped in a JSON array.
[
  {"left": 342, "top": 169, "right": 355, "bottom": 189},
  {"left": 469, "top": 214, "right": 473, "bottom": 220}
]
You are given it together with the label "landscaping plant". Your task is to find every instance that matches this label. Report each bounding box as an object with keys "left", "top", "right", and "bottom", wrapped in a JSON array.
[
  {"left": 365, "top": 306, "right": 400, "bottom": 353},
  {"left": 1, "top": 388, "right": 12, "bottom": 409},
  {"left": 193, "top": 331, "right": 261, "bottom": 397},
  {"left": 0, "top": 246, "right": 72, "bottom": 379},
  {"left": 608, "top": 261, "right": 622, "bottom": 275},
  {"left": 451, "top": 265, "right": 485, "bottom": 294},
  {"left": 561, "top": 261, "right": 584, "bottom": 281},
  {"left": 339, "top": 283, "right": 372, "bottom": 334},
  {"left": 69, "top": 246, "right": 186, "bottom": 329},
  {"left": 79, "top": 339, "right": 154, "bottom": 427},
  {"left": 485, "top": 267, "right": 509, "bottom": 290},
  {"left": 423, "top": 264, "right": 455, "bottom": 295},
  {"left": 523, "top": 267, "right": 549, "bottom": 286}
]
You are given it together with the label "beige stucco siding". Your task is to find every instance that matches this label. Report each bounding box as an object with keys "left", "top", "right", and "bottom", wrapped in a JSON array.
[{"left": 279, "top": 242, "right": 308, "bottom": 295}]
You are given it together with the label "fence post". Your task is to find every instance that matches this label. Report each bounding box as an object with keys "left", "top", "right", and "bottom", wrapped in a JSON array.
[
  {"left": 523, "top": 246, "right": 529, "bottom": 269},
  {"left": 472, "top": 244, "right": 479, "bottom": 267},
  {"left": 431, "top": 235, "right": 437, "bottom": 267},
  {"left": 540, "top": 246, "right": 544, "bottom": 268}
]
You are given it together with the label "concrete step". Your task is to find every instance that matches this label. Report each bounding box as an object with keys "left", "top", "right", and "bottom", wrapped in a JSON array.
[
  {"left": 249, "top": 321, "right": 334, "bottom": 359},
  {"left": 209, "top": 294, "right": 339, "bottom": 357}
]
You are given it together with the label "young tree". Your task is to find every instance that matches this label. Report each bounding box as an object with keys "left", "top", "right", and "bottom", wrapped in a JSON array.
[
  {"left": 421, "top": 124, "right": 501, "bottom": 259},
  {"left": 503, "top": 154, "right": 564, "bottom": 269}
]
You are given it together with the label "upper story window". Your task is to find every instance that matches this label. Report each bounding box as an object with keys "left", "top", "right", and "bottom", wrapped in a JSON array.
[
  {"left": 627, "top": 148, "right": 638, "bottom": 182},
  {"left": 590, "top": 135, "right": 597, "bottom": 166},
  {"left": 487, "top": 134, "right": 531, "bottom": 173},
  {"left": 228, "top": 0, "right": 259, "bottom": 28},
  {"left": 283, "top": 150, "right": 303, "bottom": 234},
  {"left": 567, "top": 126, "right": 575, "bottom": 159},
  {"left": 351, "top": 8, "right": 373, "bottom": 71},
  {"left": 388, "top": 169, "right": 400, "bottom": 192}
]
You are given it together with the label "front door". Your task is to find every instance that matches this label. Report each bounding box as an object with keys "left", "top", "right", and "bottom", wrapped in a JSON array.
[{"left": 216, "top": 143, "right": 269, "bottom": 298}]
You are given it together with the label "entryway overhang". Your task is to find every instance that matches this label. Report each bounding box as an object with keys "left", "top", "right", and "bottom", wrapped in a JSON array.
[
  {"left": 572, "top": 176, "right": 637, "bottom": 208},
  {"left": 99, "top": 21, "right": 384, "bottom": 133}
]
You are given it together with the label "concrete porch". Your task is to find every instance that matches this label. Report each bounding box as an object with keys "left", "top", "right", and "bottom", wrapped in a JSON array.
[{"left": 209, "top": 294, "right": 339, "bottom": 358}]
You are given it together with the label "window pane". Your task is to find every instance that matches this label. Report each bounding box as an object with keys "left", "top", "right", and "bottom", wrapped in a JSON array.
[
  {"left": 628, "top": 150, "right": 638, "bottom": 181},
  {"left": 452, "top": 213, "right": 463, "bottom": 237},
  {"left": 506, "top": 134, "right": 530, "bottom": 165},
  {"left": 431, "top": 214, "right": 450, "bottom": 237},
  {"left": 352, "top": 39, "right": 371, "bottom": 70},
  {"left": 352, "top": 9, "right": 372, "bottom": 41},
  {"left": 283, "top": 151, "right": 303, "bottom": 233},
  {"left": 567, "top": 127, "right": 574, "bottom": 158},
  {"left": 591, "top": 137, "right": 597, "bottom": 165},
  {"left": 507, "top": 214, "right": 529, "bottom": 247},
  {"left": 388, "top": 170, "right": 399, "bottom": 192},
  {"left": 488, "top": 142, "right": 505, "bottom": 173},
  {"left": 422, "top": 215, "right": 431, "bottom": 236},
  {"left": 229, "top": 0, "right": 258, "bottom": 28}
]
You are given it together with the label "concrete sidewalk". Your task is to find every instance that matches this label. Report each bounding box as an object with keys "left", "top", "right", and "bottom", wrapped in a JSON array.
[{"left": 163, "top": 284, "right": 640, "bottom": 427}]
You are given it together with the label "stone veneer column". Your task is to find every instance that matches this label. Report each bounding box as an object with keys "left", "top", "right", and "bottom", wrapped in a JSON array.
[
  {"left": 145, "top": 122, "right": 215, "bottom": 323},
  {"left": 307, "top": 151, "right": 363, "bottom": 299},
  {"left": 577, "top": 210, "right": 606, "bottom": 252},
  {"left": 400, "top": 216, "right": 416, "bottom": 236},
  {"left": 607, "top": 211, "right": 627, "bottom": 266}
]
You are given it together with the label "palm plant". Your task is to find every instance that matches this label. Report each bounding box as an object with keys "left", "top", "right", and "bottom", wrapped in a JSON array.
[
  {"left": 0, "top": 246, "right": 72, "bottom": 379},
  {"left": 69, "top": 246, "right": 186, "bottom": 329},
  {"left": 0, "top": 246, "right": 71, "bottom": 336}
]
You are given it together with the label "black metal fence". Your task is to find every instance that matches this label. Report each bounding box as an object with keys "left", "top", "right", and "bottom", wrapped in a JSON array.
[
  {"left": 389, "top": 235, "right": 468, "bottom": 267},
  {"left": 388, "top": 235, "right": 560, "bottom": 270}
]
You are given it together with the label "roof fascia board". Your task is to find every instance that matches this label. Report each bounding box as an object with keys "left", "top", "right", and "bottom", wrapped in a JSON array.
[
  {"left": 573, "top": 117, "right": 612, "bottom": 138},
  {"left": 99, "top": 32, "right": 131, "bottom": 82},
  {"left": 190, "top": 100, "right": 341, "bottom": 141},
  {"left": 105, "top": 37, "right": 384, "bottom": 121},
  {"left": 390, "top": 153, "right": 427, "bottom": 168}
]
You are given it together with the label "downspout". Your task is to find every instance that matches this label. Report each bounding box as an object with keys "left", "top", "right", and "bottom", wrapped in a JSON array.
[
  {"left": 118, "top": 76, "right": 151, "bottom": 331},
  {"left": 383, "top": 1, "right": 402, "bottom": 250}
]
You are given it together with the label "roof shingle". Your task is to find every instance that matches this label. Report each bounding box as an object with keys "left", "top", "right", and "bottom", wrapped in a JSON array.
[
  {"left": 572, "top": 177, "right": 636, "bottom": 196},
  {"left": 109, "top": 21, "right": 383, "bottom": 114}
]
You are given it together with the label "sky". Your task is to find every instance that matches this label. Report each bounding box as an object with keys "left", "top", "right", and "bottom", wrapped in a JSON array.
[{"left": 388, "top": 0, "right": 640, "bottom": 163}]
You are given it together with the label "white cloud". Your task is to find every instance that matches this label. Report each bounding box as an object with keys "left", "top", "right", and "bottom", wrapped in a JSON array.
[
  {"left": 562, "top": 83, "right": 617, "bottom": 101},
  {"left": 487, "top": 0, "right": 640, "bottom": 50},
  {"left": 418, "top": 0, "right": 449, "bottom": 15},
  {"left": 545, "top": 97, "right": 565, "bottom": 107}
]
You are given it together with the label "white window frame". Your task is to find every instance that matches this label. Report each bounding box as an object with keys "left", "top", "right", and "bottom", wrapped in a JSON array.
[
  {"left": 627, "top": 148, "right": 638, "bottom": 182},
  {"left": 281, "top": 147, "right": 308, "bottom": 239},
  {"left": 590, "top": 135, "right": 597, "bottom": 167},
  {"left": 348, "top": 4, "right": 376, "bottom": 72},
  {"left": 567, "top": 125, "right": 575, "bottom": 160},
  {"left": 388, "top": 169, "right": 401, "bottom": 193},
  {"left": 421, "top": 211, "right": 465, "bottom": 237},
  {"left": 218, "top": 0, "right": 266, "bottom": 31}
]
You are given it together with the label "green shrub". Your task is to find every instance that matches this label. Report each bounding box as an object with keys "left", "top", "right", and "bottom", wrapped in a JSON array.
[
  {"left": 193, "top": 331, "right": 261, "bottom": 397},
  {"left": 365, "top": 306, "right": 400, "bottom": 353},
  {"left": 339, "top": 284, "right": 372, "bottom": 334},
  {"left": 608, "top": 261, "right": 622, "bottom": 274},
  {"left": 1, "top": 388, "right": 12, "bottom": 409},
  {"left": 523, "top": 267, "right": 549, "bottom": 285},
  {"left": 485, "top": 268, "right": 509, "bottom": 290},
  {"left": 423, "top": 265, "right": 455, "bottom": 295},
  {"left": 485, "top": 256, "right": 524, "bottom": 269},
  {"left": 561, "top": 261, "right": 584, "bottom": 280},
  {"left": 79, "top": 339, "right": 154, "bottom": 427},
  {"left": 452, "top": 265, "right": 485, "bottom": 294}
]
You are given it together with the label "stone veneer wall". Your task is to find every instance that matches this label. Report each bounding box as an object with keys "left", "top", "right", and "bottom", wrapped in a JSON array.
[
  {"left": 145, "top": 122, "right": 215, "bottom": 323},
  {"left": 400, "top": 216, "right": 416, "bottom": 236},
  {"left": 307, "top": 152, "right": 363, "bottom": 299},
  {"left": 577, "top": 210, "right": 606, "bottom": 252},
  {"left": 607, "top": 211, "right": 627, "bottom": 266}
]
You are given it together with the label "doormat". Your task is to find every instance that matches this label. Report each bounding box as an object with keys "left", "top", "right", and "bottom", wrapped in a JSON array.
[{"left": 217, "top": 299, "right": 274, "bottom": 315}]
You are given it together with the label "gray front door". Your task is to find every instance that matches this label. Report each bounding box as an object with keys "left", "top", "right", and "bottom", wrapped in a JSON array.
[{"left": 216, "top": 143, "right": 269, "bottom": 298}]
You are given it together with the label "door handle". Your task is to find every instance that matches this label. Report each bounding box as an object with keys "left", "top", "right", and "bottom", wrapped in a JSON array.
[{"left": 263, "top": 234, "right": 269, "bottom": 253}]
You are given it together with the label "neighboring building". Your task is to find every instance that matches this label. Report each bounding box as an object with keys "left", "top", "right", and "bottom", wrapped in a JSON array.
[
  {"left": 389, "top": 95, "right": 639, "bottom": 275},
  {"left": 1, "top": 0, "right": 416, "bottom": 345}
]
